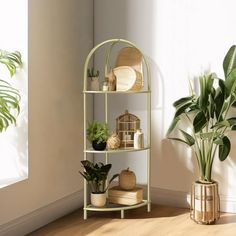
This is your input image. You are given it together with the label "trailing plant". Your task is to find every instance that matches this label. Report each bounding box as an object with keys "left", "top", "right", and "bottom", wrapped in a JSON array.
[
  {"left": 0, "top": 50, "right": 22, "bottom": 131},
  {"left": 87, "top": 121, "right": 109, "bottom": 144},
  {"left": 167, "top": 45, "right": 236, "bottom": 182},
  {"left": 87, "top": 67, "right": 99, "bottom": 77},
  {"left": 79, "top": 160, "right": 119, "bottom": 193}
]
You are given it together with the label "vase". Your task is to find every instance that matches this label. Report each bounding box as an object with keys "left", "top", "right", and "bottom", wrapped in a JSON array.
[
  {"left": 91, "top": 192, "right": 106, "bottom": 207},
  {"left": 92, "top": 140, "right": 107, "bottom": 151},
  {"left": 190, "top": 180, "right": 220, "bottom": 224}
]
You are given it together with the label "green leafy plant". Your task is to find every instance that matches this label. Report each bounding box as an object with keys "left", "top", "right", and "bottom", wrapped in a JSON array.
[
  {"left": 87, "top": 67, "right": 99, "bottom": 77},
  {"left": 86, "top": 121, "right": 109, "bottom": 144},
  {"left": 167, "top": 45, "right": 236, "bottom": 182},
  {"left": 0, "top": 50, "right": 22, "bottom": 131},
  {"left": 79, "top": 160, "right": 119, "bottom": 193}
]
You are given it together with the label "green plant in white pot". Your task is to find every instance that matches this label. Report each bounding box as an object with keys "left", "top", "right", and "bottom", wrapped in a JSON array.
[
  {"left": 167, "top": 45, "right": 236, "bottom": 224},
  {"left": 79, "top": 160, "right": 119, "bottom": 207},
  {"left": 0, "top": 50, "right": 22, "bottom": 131}
]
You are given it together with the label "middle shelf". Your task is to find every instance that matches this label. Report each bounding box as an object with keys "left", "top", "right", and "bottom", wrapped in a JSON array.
[{"left": 84, "top": 146, "right": 150, "bottom": 154}]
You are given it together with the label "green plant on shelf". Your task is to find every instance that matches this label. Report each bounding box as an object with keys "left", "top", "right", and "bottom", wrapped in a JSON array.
[
  {"left": 87, "top": 67, "right": 99, "bottom": 78},
  {"left": 79, "top": 160, "right": 119, "bottom": 193},
  {"left": 0, "top": 50, "right": 22, "bottom": 132},
  {"left": 86, "top": 121, "right": 109, "bottom": 144}
]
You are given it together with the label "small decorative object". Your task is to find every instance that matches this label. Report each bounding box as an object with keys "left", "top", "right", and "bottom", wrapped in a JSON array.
[
  {"left": 79, "top": 160, "right": 119, "bottom": 207},
  {"left": 114, "top": 66, "right": 143, "bottom": 91},
  {"left": 102, "top": 80, "right": 109, "bottom": 91},
  {"left": 108, "top": 186, "right": 143, "bottom": 205},
  {"left": 167, "top": 45, "right": 236, "bottom": 224},
  {"left": 107, "top": 133, "right": 121, "bottom": 149},
  {"left": 119, "top": 168, "right": 136, "bottom": 190},
  {"left": 86, "top": 121, "right": 109, "bottom": 151},
  {"left": 134, "top": 129, "right": 144, "bottom": 149},
  {"left": 107, "top": 69, "right": 116, "bottom": 91},
  {"left": 191, "top": 180, "right": 220, "bottom": 224},
  {"left": 116, "top": 110, "right": 140, "bottom": 148},
  {"left": 87, "top": 67, "right": 100, "bottom": 91}
]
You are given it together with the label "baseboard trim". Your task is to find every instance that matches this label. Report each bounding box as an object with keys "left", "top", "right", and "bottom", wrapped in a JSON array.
[
  {"left": 151, "top": 187, "right": 236, "bottom": 213},
  {"left": 0, "top": 189, "right": 84, "bottom": 236}
]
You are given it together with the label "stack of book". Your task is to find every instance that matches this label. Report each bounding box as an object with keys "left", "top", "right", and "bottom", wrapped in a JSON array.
[{"left": 108, "top": 186, "right": 143, "bottom": 205}]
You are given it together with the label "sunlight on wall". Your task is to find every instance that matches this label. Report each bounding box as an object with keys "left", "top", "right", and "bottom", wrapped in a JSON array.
[{"left": 0, "top": 0, "right": 28, "bottom": 188}]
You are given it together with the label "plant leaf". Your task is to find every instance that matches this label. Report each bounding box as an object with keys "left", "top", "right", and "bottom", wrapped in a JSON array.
[
  {"left": 219, "top": 136, "right": 231, "bottom": 161},
  {"left": 179, "top": 129, "right": 195, "bottom": 146},
  {"left": 174, "top": 101, "right": 193, "bottom": 118},
  {"left": 166, "top": 116, "right": 180, "bottom": 136},
  {"left": 225, "top": 68, "right": 236, "bottom": 97},
  {"left": 193, "top": 111, "right": 207, "bottom": 133},
  {"left": 223, "top": 45, "right": 236, "bottom": 78},
  {"left": 173, "top": 96, "right": 194, "bottom": 108},
  {"left": 168, "top": 137, "right": 192, "bottom": 146}
]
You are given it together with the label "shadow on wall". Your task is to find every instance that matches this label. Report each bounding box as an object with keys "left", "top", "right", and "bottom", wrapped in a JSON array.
[{"left": 150, "top": 58, "right": 198, "bottom": 197}]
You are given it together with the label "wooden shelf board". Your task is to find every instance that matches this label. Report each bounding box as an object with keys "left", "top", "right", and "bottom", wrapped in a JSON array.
[{"left": 83, "top": 90, "right": 150, "bottom": 94}]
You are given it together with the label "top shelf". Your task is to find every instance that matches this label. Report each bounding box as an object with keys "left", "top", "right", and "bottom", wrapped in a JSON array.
[{"left": 83, "top": 90, "right": 151, "bottom": 94}]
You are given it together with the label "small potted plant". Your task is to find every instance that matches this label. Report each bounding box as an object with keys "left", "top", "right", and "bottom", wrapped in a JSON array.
[
  {"left": 167, "top": 45, "right": 236, "bottom": 224},
  {"left": 88, "top": 67, "right": 100, "bottom": 91},
  {"left": 87, "top": 121, "right": 109, "bottom": 150},
  {"left": 79, "top": 160, "right": 119, "bottom": 207}
]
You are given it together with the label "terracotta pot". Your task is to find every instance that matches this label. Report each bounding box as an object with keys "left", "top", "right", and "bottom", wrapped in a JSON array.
[
  {"left": 91, "top": 193, "right": 106, "bottom": 207},
  {"left": 190, "top": 180, "right": 220, "bottom": 224}
]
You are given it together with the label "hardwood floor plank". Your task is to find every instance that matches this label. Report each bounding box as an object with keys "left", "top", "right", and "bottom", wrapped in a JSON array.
[{"left": 28, "top": 205, "right": 236, "bottom": 236}]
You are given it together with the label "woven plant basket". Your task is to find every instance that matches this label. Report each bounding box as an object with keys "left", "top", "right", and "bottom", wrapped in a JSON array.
[{"left": 190, "top": 180, "right": 220, "bottom": 224}]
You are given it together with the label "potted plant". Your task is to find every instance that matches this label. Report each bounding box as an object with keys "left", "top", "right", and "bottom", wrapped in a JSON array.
[
  {"left": 0, "top": 50, "right": 22, "bottom": 131},
  {"left": 88, "top": 67, "right": 100, "bottom": 91},
  {"left": 79, "top": 160, "right": 119, "bottom": 207},
  {"left": 87, "top": 121, "right": 109, "bottom": 150},
  {"left": 167, "top": 45, "right": 236, "bottom": 224}
]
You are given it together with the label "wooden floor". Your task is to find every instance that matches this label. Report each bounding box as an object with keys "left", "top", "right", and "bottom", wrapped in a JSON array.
[{"left": 28, "top": 205, "right": 236, "bottom": 236}]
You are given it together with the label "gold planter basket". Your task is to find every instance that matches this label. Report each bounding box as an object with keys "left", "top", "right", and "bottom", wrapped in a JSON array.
[{"left": 190, "top": 180, "right": 220, "bottom": 224}]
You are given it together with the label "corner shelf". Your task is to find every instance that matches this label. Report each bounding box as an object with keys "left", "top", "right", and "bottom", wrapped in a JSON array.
[{"left": 83, "top": 39, "right": 151, "bottom": 220}]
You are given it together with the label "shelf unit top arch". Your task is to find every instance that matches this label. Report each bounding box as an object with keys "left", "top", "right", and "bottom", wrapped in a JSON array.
[{"left": 83, "top": 38, "right": 151, "bottom": 92}]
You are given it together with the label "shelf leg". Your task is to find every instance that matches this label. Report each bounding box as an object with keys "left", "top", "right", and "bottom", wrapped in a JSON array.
[
  {"left": 84, "top": 209, "right": 87, "bottom": 220},
  {"left": 147, "top": 202, "right": 151, "bottom": 212},
  {"left": 121, "top": 210, "right": 125, "bottom": 219}
]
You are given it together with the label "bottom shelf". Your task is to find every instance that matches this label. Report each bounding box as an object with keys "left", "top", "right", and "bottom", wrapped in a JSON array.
[{"left": 84, "top": 200, "right": 149, "bottom": 212}]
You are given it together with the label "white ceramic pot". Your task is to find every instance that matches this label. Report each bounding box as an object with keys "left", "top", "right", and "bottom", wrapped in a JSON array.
[{"left": 91, "top": 192, "right": 106, "bottom": 207}]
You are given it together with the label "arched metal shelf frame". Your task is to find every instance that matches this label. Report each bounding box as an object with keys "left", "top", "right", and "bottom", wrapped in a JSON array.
[{"left": 83, "top": 39, "right": 151, "bottom": 220}]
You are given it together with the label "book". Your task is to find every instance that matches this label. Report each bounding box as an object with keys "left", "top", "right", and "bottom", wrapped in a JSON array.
[{"left": 108, "top": 186, "right": 143, "bottom": 205}]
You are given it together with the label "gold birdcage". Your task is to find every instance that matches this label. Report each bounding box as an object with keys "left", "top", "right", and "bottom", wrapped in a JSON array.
[{"left": 116, "top": 110, "right": 140, "bottom": 148}]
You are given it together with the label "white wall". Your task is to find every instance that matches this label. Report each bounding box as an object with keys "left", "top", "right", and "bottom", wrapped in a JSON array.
[
  {"left": 0, "top": 0, "right": 93, "bottom": 232},
  {"left": 94, "top": 0, "right": 236, "bottom": 211}
]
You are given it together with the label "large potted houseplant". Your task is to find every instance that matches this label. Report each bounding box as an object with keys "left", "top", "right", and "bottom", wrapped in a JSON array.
[
  {"left": 167, "top": 45, "right": 236, "bottom": 224},
  {"left": 0, "top": 50, "right": 22, "bottom": 131},
  {"left": 79, "top": 160, "right": 119, "bottom": 207},
  {"left": 87, "top": 121, "right": 109, "bottom": 150}
]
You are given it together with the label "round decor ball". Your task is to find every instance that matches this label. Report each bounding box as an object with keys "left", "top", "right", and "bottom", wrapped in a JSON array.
[
  {"left": 107, "top": 133, "right": 121, "bottom": 149},
  {"left": 119, "top": 168, "right": 136, "bottom": 190}
]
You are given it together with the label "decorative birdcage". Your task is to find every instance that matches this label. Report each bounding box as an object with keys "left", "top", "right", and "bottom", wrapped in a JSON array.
[{"left": 116, "top": 110, "right": 140, "bottom": 148}]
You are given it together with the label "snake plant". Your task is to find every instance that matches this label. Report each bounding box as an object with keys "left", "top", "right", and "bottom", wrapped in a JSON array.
[
  {"left": 0, "top": 50, "right": 22, "bottom": 131},
  {"left": 167, "top": 45, "right": 236, "bottom": 182}
]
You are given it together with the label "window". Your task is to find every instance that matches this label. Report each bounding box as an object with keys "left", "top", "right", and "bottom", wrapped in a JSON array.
[{"left": 0, "top": 0, "right": 28, "bottom": 188}]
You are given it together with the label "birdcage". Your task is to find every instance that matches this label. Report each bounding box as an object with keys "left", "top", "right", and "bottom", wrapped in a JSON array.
[{"left": 116, "top": 110, "right": 140, "bottom": 148}]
